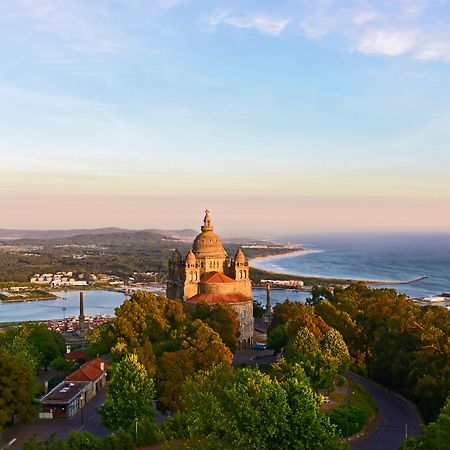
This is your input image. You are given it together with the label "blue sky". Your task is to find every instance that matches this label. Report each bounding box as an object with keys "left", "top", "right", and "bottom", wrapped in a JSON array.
[{"left": 1, "top": 0, "right": 450, "bottom": 234}]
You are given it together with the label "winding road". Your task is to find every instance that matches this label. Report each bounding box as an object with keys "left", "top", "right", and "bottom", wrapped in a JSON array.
[
  {"left": 348, "top": 372, "right": 422, "bottom": 450},
  {"left": 233, "top": 351, "right": 423, "bottom": 450}
]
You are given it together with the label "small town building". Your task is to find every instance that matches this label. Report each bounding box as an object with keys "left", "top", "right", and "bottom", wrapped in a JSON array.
[
  {"left": 40, "top": 381, "right": 89, "bottom": 419},
  {"left": 65, "top": 357, "right": 107, "bottom": 402},
  {"left": 167, "top": 210, "right": 254, "bottom": 349},
  {"left": 39, "top": 357, "right": 107, "bottom": 419}
]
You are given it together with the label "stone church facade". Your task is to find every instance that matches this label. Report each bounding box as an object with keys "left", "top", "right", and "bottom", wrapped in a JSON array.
[{"left": 166, "top": 210, "right": 254, "bottom": 349}]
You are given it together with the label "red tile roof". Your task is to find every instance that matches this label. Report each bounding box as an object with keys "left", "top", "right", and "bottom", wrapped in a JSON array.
[
  {"left": 200, "top": 271, "right": 236, "bottom": 284},
  {"left": 65, "top": 357, "right": 107, "bottom": 383},
  {"left": 64, "top": 349, "right": 87, "bottom": 361},
  {"left": 188, "top": 292, "right": 251, "bottom": 304}
]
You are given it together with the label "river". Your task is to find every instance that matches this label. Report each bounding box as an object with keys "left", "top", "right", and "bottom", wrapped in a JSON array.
[{"left": 0, "top": 287, "right": 306, "bottom": 323}]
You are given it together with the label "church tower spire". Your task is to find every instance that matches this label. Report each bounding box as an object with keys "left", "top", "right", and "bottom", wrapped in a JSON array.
[{"left": 201, "top": 209, "right": 214, "bottom": 232}]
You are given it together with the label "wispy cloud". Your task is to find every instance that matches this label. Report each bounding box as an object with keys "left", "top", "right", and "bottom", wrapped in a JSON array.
[
  {"left": 357, "top": 29, "right": 419, "bottom": 56},
  {"left": 4, "top": 0, "right": 120, "bottom": 55},
  {"left": 296, "top": 0, "right": 450, "bottom": 62},
  {"left": 353, "top": 9, "right": 377, "bottom": 26},
  {"left": 356, "top": 28, "right": 450, "bottom": 60},
  {"left": 203, "top": 11, "right": 289, "bottom": 36}
]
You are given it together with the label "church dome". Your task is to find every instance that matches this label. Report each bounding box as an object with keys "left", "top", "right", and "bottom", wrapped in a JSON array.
[{"left": 192, "top": 210, "right": 226, "bottom": 258}]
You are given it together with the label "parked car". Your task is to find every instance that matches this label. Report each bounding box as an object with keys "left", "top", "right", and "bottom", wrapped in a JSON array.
[{"left": 251, "top": 342, "right": 267, "bottom": 350}]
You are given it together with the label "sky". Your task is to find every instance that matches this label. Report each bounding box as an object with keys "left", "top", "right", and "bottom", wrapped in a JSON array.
[{"left": 1, "top": 0, "right": 450, "bottom": 236}]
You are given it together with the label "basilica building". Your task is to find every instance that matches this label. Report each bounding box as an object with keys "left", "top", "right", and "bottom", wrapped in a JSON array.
[{"left": 166, "top": 210, "right": 254, "bottom": 349}]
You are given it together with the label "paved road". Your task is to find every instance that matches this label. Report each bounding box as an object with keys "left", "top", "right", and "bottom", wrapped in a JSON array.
[
  {"left": 3, "top": 389, "right": 109, "bottom": 449},
  {"left": 232, "top": 348, "right": 278, "bottom": 366},
  {"left": 348, "top": 372, "right": 422, "bottom": 450}
]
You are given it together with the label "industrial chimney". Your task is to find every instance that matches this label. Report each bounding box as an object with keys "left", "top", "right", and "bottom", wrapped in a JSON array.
[
  {"left": 78, "top": 291, "right": 85, "bottom": 333},
  {"left": 264, "top": 283, "right": 273, "bottom": 323}
]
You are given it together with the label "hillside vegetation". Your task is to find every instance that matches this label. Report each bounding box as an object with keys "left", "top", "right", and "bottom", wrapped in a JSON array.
[{"left": 0, "top": 231, "right": 296, "bottom": 283}]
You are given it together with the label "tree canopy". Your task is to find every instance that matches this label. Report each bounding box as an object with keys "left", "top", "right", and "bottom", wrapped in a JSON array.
[
  {"left": 189, "top": 301, "right": 239, "bottom": 352},
  {"left": 267, "top": 301, "right": 351, "bottom": 389},
  {"left": 311, "top": 283, "right": 450, "bottom": 422},
  {"left": 100, "top": 353, "right": 155, "bottom": 431},
  {"left": 163, "top": 364, "right": 346, "bottom": 450},
  {"left": 400, "top": 395, "right": 450, "bottom": 450},
  {"left": 0, "top": 347, "right": 37, "bottom": 431},
  {"left": 93, "top": 292, "right": 234, "bottom": 412}
]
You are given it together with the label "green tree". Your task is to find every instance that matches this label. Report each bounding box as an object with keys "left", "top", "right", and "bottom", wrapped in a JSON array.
[
  {"left": 321, "top": 328, "right": 351, "bottom": 374},
  {"left": 253, "top": 299, "right": 265, "bottom": 318},
  {"left": 110, "top": 292, "right": 188, "bottom": 353},
  {"left": 86, "top": 322, "right": 114, "bottom": 358},
  {"left": 267, "top": 323, "right": 289, "bottom": 353},
  {"left": 135, "top": 339, "right": 157, "bottom": 375},
  {"left": 270, "top": 300, "right": 330, "bottom": 341},
  {"left": 21, "top": 323, "right": 65, "bottom": 370},
  {"left": 400, "top": 396, "right": 450, "bottom": 450},
  {"left": 0, "top": 328, "right": 39, "bottom": 372},
  {"left": 100, "top": 353, "right": 155, "bottom": 431},
  {"left": 156, "top": 320, "right": 233, "bottom": 411},
  {"left": 157, "top": 349, "right": 194, "bottom": 411},
  {"left": 165, "top": 364, "right": 346, "bottom": 450},
  {"left": 313, "top": 283, "right": 450, "bottom": 421},
  {"left": 284, "top": 326, "right": 350, "bottom": 390},
  {"left": 190, "top": 301, "right": 239, "bottom": 352},
  {"left": 284, "top": 327, "right": 333, "bottom": 389},
  {"left": 50, "top": 356, "right": 76, "bottom": 375},
  {"left": 22, "top": 430, "right": 136, "bottom": 450},
  {"left": 0, "top": 348, "right": 37, "bottom": 431}
]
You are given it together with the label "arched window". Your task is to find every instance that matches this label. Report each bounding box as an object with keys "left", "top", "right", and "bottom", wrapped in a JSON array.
[
  {"left": 239, "top": 270, "right": 243, "bottom": 279},
  {"left": 190, "top": 272, "right": 194, "bottom": 281}
]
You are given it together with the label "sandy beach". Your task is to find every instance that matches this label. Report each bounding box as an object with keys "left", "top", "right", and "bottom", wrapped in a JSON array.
[{"left": 249, "top": 248, "right": 314, "bottom": 266}]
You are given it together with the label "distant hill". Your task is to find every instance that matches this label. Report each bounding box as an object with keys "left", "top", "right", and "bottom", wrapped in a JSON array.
[
  {"left": 146, "top": 229, "right": 197, "bottom": 241},
  {"left": 0, "top": 227, "right": 197, "bottom": 241}
]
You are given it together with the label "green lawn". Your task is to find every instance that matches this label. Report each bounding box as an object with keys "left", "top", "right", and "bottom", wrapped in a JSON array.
[{"left": 327, "top": 380, "right": 378, "bottom": 438}]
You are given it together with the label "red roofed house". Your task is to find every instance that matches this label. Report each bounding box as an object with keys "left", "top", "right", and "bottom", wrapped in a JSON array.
[
  {"left": 40, "top": 358, "right": 107, "bottom": 419},
  {"left": 64, "top": 348, "right": 87, "bottom": 362},
  {"left": 167, "top": 210, "right": 254, "bottom": 349},
  {"left": 65, "top": 357, "right": 107, "bottom": 401}
]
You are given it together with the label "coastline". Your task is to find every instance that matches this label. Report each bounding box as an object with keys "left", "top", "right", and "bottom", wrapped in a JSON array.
[
  {"left": 250, "top": 249, "right": 428, "bottom": 286},
  {"left": 0, "top": 297, "right": 57, "bottom": 303},
  {"left": 249, "top": 248, "right": 312, "bottom": 265}
]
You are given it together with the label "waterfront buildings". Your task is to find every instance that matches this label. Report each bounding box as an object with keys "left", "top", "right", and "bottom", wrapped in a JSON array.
[
  {"left": 261, "top": 279, "right": 304, "bottom": 288},
  {"left": 166, "top": 210, "right": 254, "bottom": 349},
  {"left": 30, "top": 272, "right": 87, "bottom": 287}
]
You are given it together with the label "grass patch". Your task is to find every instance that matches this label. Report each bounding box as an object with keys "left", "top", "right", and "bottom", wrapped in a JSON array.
[
  {"left": 327, "top": 381, "right": 378, "bottom": 438},
  {"left": 1, "top": 289, "right": 57, "bottom": 302}
]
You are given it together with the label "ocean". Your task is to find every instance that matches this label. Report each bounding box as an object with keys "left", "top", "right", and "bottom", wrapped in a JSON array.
[{"left": 253, "top": 233, "right": 450, "bottom": 299}]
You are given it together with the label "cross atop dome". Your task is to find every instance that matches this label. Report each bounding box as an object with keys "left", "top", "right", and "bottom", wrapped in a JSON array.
[{"left": 201, "top": 209, "right": 214, "bottom": 232}]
